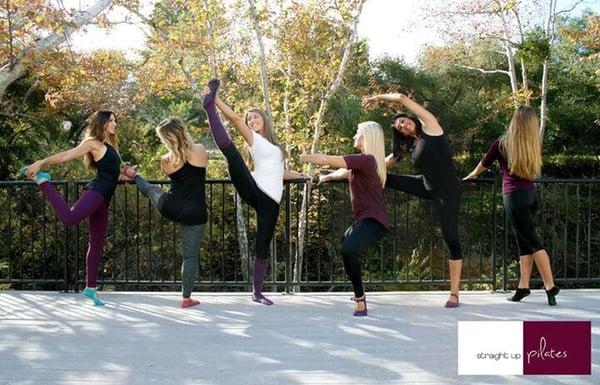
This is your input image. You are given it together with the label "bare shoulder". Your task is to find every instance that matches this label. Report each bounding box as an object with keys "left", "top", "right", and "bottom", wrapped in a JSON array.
[
  {"left": 192, "top": 143, "right": 206, "bottom": 153},
  {"left": 188, "top": 143, "right": 207, "bottom": 167},
  {"left": 159, "top": 154, "right": 175, "bottom": 175},
  {"left": 80, "top": 138, "right": 104, "bottom": 150},
  {"left": 160, "top": 154, "right": 171, "bottom": 168},
  {"left": 422, "top": 119, "right": 444, "bottom": 136}
]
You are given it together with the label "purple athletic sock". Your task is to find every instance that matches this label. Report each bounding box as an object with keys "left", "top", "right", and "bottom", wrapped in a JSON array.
[
  {"left": 252, "top": 258, "right": 273, "bottom": 305},
  {"left": 202, "top": 78, "right": 232, "bottom": 149}
]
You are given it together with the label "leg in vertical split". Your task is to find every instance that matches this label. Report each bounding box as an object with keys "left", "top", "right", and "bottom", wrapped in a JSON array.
[
  {"left": 252, "top": 193, "right": 280, "bottom": 306},
  {"left": 202, "top": 78, "right": 232, "bottom": 150}
]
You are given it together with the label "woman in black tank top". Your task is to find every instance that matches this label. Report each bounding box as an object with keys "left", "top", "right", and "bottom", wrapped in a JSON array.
[
  {"left": 22, "top": 110, "right": 127, "bottom": 306},
  {"left": 122, "top": 118, "right": 207, "bottom": 308},
  {"left": 363, "top": 92, "right": 463, "bottom": 308},
  {"left": 85, "top": 142, "right": 121, "bottom": 205},
  {"left": 158, "top": 163, "right": 207, "bottom": 225}
]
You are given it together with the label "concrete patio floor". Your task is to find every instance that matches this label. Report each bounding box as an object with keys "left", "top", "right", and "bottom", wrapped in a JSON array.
[{"left": 0, "top": 290, "right": 598, "bottom": 385}]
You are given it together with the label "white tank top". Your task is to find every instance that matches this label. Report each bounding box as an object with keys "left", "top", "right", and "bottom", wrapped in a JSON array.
[{"left": 250, "top": 131, "right": 284, "bottom": 203}]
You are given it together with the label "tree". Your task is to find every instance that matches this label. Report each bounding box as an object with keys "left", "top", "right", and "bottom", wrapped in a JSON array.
[
  {"left": 0, "top": 0, "right": 122, "bottom": 99},
  {"left": 288, "top": 0, "right": 366, "bottom": 289},
  {"left": 424, "top": 0, "right": 585, "bottom": 135}
]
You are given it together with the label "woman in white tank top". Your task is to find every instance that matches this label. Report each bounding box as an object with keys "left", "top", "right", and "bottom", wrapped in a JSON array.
[{"left": 202, "top": 78, "right": 306, "bottom": 305}]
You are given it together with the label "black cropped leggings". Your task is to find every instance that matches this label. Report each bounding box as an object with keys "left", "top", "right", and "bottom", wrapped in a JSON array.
[
  {"left": 341, "top": 218, "right": 387, "bottom": 298},
  {"left": 503, "top": 189, "right": 543, "bottom": 256}
]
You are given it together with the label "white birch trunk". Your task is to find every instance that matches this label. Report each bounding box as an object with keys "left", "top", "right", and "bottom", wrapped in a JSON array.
[{"left": 293, "top": 0, "right": 366, "bottom": 290}]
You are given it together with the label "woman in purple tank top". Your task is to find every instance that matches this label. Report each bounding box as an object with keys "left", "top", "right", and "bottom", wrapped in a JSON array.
[{"left": 464, "top": 106, "right": 559, "bottom": 306}]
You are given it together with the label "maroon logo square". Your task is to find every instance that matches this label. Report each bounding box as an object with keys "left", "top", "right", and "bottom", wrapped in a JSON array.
[{"left": 523, "top": 321, "right": 591, "bottom": 375}]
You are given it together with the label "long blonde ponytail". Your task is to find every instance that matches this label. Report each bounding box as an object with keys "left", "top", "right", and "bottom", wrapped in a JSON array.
[
  {"left": 357, "top": 121, "right": 387, "bottom": 187},
  {"left": 499, "top": 106, "right": 542, "bottom": 180}
]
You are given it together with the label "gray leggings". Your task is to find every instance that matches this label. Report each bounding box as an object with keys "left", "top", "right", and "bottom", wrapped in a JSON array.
[{"left": 134, "top": 176, "right": 204, "bottom": 298}]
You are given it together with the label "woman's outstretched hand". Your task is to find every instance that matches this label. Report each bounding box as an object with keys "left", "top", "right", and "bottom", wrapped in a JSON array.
[
  {"left": 299, "top": 148, "right": 310, "bottom": 163},
  {"left": 362, "top": 95, "right": 379, "bottom": 110},
  {"left": 25, "top": 161, "right": 43, "bottom": 178},
  {"left": 318, "top": 174, "right": 331, "bottom": 185}
]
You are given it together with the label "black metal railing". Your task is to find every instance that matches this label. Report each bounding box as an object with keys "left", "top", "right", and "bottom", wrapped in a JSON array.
[
  {"left": 1, "top": 178, "right": 598, "bottom": 292},
  {"left": 0, "top": 180, "right": 70, "bottom": 291}
]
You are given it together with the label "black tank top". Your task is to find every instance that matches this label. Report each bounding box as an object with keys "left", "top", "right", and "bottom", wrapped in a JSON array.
[
  {"left": 158, "top": 163, "right": 207, "bottom": 225},
  {"left": 410, "top": 131, "right": 459, "bottom": 193},
  {"left": 85, "top": 143, "right": 121, "bottom": 204}
]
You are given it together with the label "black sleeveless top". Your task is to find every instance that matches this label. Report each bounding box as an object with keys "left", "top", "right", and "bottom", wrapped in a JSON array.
[
  {"left": 158, "top": 163, "right": 207, "bottom": 225},
  {"left": 410, "top": 131, "right": 459, "bottom": 194},
  {"left": 84, "top": 143, "right": 121, "bottom": 204}
]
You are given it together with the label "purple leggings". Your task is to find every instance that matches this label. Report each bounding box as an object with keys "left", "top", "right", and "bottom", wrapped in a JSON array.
[{"left": 40, "top": 182, "right": 108, "bottom": 287}]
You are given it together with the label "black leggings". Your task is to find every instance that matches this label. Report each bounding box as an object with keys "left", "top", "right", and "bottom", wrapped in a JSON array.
[
  {"left": 221, "top": 144, "right": 280, "bottom": 260},
  {"left": 341, "top": 218, "right": 387, "bottom": 298},
  {"left": 503, "top": 189, "right": 543, "bottom": 256},
  {"left": 385, "top": 174, "right": 462, "bottom": 260}
]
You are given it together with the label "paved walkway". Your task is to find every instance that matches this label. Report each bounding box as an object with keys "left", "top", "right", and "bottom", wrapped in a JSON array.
[{"left": 0, "top": 290, "right": 598, "bottom": 385}]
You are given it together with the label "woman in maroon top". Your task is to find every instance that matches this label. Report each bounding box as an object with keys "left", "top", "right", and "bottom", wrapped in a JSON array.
[
  {"left": 464, "top": 106, "right": 559, "bottom": 306},
  {"left": 300, "top": 121, "right": 388, "bottom": 316}
]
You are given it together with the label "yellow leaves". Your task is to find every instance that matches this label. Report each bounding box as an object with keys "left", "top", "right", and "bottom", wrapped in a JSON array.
[
  {"left": 514, "top": 87, "right": 533, "bottom": 105},
  {"left": 113, "top": 0, "right": 141, "bottom": 10},
  {"left": 97, "top": 15, "right": 111, "bottom": 29},
  {"left": 33, "top": 49, "right": 133, "bottom": 113}
]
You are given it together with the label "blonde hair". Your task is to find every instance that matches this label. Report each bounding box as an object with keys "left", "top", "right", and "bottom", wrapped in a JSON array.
[
  {"left": 83, "top": 110, "right": 118, "bottom": 170},
  {"left": 357, "top": 121, "right": 387, "bottom": 187},
  {"left": 499, "top": 106, "right": 542, "bottom": 180},
  {"left": 242, "top": 108, "right": 288, "bottom": 169},
  {"left": 155, "top": 118, "right": 194, "bottom": 166}
]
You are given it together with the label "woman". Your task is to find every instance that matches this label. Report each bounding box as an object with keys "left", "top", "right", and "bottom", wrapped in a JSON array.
[
  {"left": 122, "top": 118, "right": 207, "bottom": 308},
  {"left": 23, "top": 110, "right": 126, "bottom": 306},
  {"left": 201, "top": 79, "right": 306, "bottom": 305},
  {"left": 363, "top": 92, "right": 463, "bottom": 308},
  {"left": 300, "top": 121, "right": 388, "bottom": 316},
  {"left": 464, "top": 106, "right": 559, "bottom": 306}
]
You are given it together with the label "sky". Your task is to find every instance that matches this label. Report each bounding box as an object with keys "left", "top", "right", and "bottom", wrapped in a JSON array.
[{"left": 65, "top": 0, "right": 600, "bottom": 65}]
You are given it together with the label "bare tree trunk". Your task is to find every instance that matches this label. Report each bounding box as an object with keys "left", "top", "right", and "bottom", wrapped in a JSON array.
[
  {"left": 521, "top": 58, "right": 530, "bottom": 107},
  {"left": 0, "top": 0, "right": 113, "bottom": 99},
  {"left": 283, "top": 57, "right": 292, "bottom": 161},
  {"left": 248, "top": 0, "right": 274, "bottom": 123},
  {"left": 293, "top": 0, "right": 366, "bottom": 291},
  {"left": 504, "top": 44, "right": 519, "bottom": 106},
  {"left": 495, "top": 1, "right": 520, "bottom": 108},
  {"left": 540, "top": 0, "right": 558, "bottom": 139},
  {"left": 203, "top": 0, "right": 218, "bottom": 77},
  {"left": 539, "top": 58, "right": 549, "bottom": 140}
]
